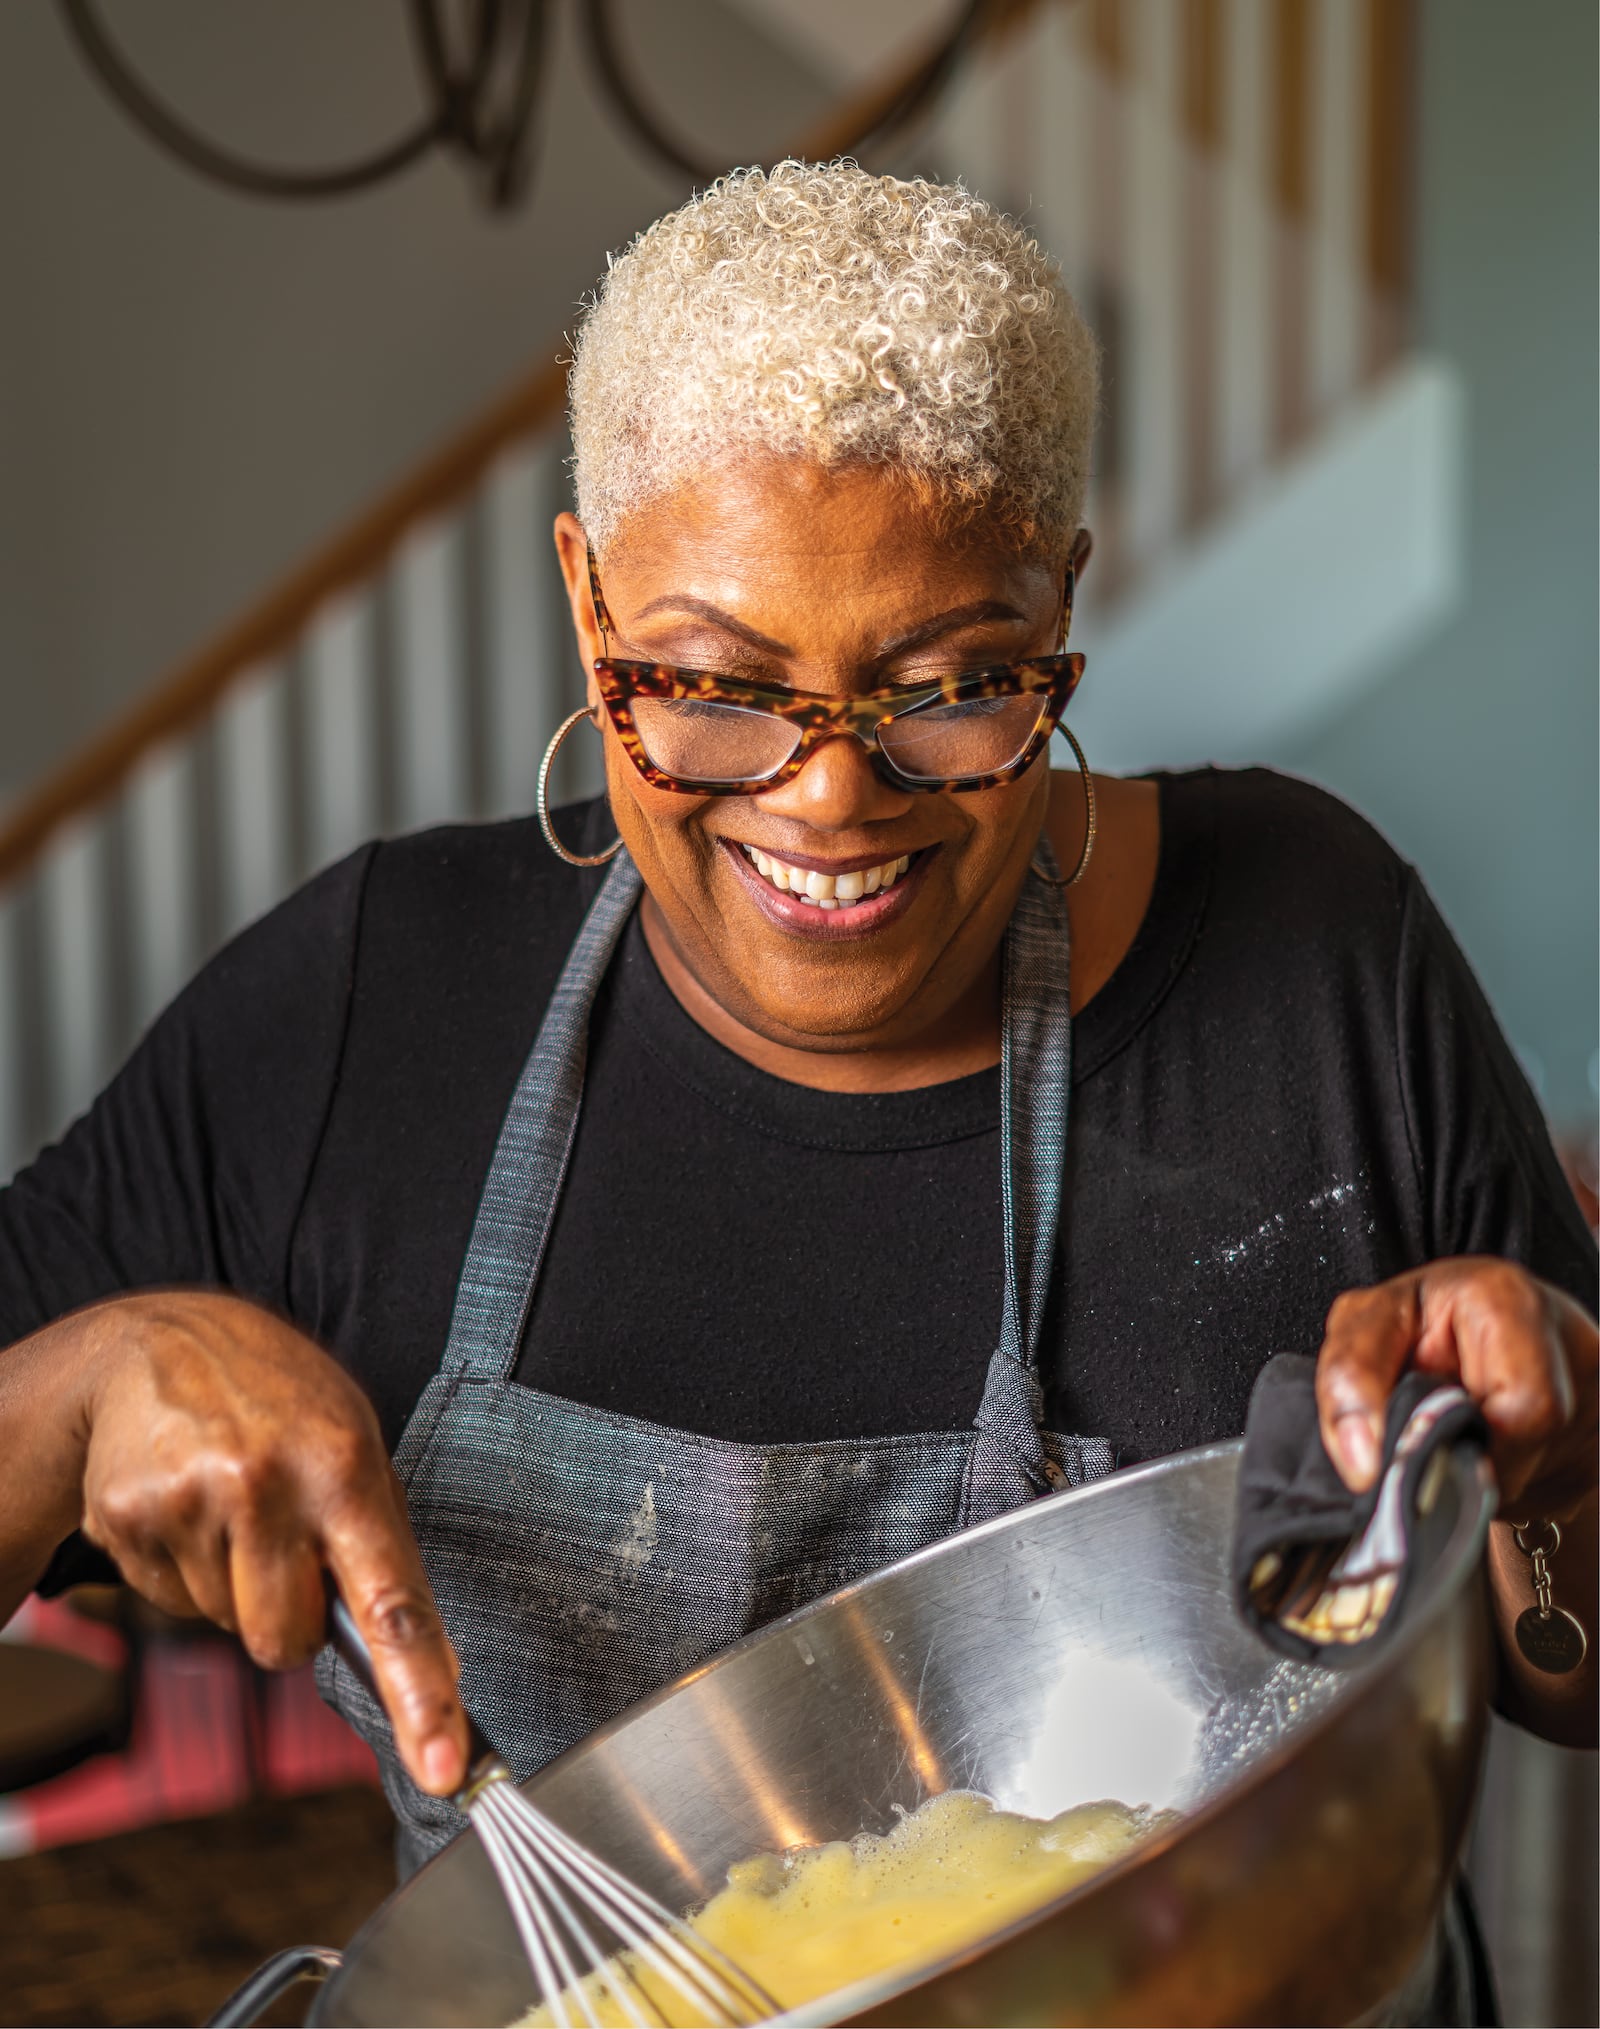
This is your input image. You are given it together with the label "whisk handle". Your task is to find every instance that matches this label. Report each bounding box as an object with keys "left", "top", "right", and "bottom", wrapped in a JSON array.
[{"left": 325, "top": 1587, "right": 500, "bottom": 1795}]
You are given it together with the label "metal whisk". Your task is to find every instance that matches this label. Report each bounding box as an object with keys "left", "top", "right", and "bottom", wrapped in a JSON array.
[{"left": 329, "top": 1598, "right": 778, "bottom": 2027}]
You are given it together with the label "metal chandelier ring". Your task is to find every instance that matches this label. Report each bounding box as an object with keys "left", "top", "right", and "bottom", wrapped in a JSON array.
[
  {"left": 57, "top": 0, "right": 548, "bottom": 207},
  {"left": 580, "top": 0, "right": 990, "bottom": 185}
]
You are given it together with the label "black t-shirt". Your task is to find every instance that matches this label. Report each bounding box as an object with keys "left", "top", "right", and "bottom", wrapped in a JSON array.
[{"left": 2, "top": 770, "right": 1594, "bottom": 1496}]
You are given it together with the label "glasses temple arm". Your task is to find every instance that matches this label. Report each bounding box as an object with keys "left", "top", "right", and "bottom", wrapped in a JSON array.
[
  {"left": 585, "top": 542, "right": 613, "bottom": 655},
  {"left": 1058, "top": 565, "right": 1076, "bottom": 653}
]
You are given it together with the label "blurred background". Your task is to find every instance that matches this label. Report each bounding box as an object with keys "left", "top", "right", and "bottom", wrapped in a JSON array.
[{"left": 0, "top": 1, "right": 1594, "bottom": 2023}]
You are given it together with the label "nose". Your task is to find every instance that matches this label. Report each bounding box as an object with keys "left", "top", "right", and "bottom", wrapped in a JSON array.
[{"left": 756, "top": 730, "right": 913, "bottom": 832}]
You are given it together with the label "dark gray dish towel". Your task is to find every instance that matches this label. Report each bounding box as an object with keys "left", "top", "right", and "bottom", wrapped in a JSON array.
[{"left": 1233, "top": 1352, "right": 1488, "bottom": 1665}]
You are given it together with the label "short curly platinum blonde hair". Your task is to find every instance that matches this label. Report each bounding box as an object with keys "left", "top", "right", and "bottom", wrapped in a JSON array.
[{"left": 568, "top": 159, "right": 1098, "bottom": 559}]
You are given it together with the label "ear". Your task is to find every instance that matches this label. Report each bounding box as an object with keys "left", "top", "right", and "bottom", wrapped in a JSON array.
[
  {"left": 1069, "top": 525, "right": 1094, "bottom": 580},
  {"left": 553, "top": 512, "right": 604, "bottom": 710}
]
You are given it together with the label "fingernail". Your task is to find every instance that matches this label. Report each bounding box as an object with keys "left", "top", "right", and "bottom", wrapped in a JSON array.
[
  {"left": 423, "top": 1736, "right": 458, "bottom": 1793},
  {"left": 1336, "top": 1412, "right": 1382, "bottom": 1489}
]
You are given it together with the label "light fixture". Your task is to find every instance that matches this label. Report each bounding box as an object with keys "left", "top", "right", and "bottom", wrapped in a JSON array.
[{"left": 58, "top": 0, "right": 990, "bottom": 212}]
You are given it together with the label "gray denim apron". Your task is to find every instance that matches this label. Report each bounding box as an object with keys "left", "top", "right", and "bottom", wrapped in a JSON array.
[{"left": 319, "top": 845, "right": 1112, "bottom": 1876}]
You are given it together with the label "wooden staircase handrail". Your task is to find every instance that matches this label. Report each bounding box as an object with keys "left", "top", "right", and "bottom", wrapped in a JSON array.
[
  {"left": 0, "top": 0, "right": 1414, "bottom": 895},
  {"left": 0, "top": 356, "right": 568, "bottom": 892},
  {"left": 0, "top": 1, "right": 1051, "bottom": 894}
]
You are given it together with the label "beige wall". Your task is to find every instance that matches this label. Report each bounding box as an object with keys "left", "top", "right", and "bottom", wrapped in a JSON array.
[
  {"left": 0, "top": 0, "right": 827, "bottom": 802},
  {"left": 1287, "top": 0, "right": 1598, "bottom": 1129}
]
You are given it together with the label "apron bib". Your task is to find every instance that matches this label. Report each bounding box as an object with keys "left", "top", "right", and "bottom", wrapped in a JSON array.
[{"left": 318, "top": 847, "right": 1112, "bottom": 1876}]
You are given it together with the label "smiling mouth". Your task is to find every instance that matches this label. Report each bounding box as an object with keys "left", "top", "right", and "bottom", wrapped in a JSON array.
[{"left": 739, "top": 844, "right": 914, "bottom": 910}]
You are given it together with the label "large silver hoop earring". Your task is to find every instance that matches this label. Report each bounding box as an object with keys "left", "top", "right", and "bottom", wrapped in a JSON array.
[
  {"left": 1031, "top": 726, "right": 1097, "bottom": 888},
  {"left": 537, "top": 708, "right": 623, "bottom": 867}
]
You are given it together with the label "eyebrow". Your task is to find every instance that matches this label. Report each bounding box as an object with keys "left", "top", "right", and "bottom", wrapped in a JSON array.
[
  {"left": 624, "top": 595, "right": 1028, "bottom": 662},
  {"left": 628, "top": 596, "right": 792, "bottom": 656},
  {"left": 876, "top": 600, "right": 1028, "bottom": 659}
]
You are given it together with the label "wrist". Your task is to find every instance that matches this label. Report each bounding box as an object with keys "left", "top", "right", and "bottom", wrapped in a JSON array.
[
  {"left": 0, "top": 1308, "right": 115, "bottom": 1605},
  {"left": 1, "top": 1292, "right": 186, "bottom": 1542},
  {"left": 57, "top": 1293, "right": 150, "bottom": 1446}
]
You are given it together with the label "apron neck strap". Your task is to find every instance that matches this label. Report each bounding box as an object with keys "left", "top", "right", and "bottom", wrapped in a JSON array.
[
  {"left": 438, "top": 838, "right": 1071, "bottom": 1390},
  {"left": 439, "top": 849, "right": 641, "bottom": 1383},
  {"left": 997, "top": 840, "right": 1073, "bottom": 1378}
]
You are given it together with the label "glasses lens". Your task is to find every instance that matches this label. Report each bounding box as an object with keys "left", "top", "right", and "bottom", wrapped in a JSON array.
[
  {"left": 877, "top": 691, "right": 1050, "bottom": 784},
  {"left": 630, "top": 696, "right": 802, "bottom": 784}
]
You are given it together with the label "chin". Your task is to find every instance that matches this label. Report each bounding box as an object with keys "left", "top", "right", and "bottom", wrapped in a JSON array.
[{"left": 737, "top": 967, "right": 932, "bottom": 1050}]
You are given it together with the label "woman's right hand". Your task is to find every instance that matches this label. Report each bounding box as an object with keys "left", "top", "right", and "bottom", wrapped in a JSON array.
[{"left": 1, "top": 1290, "right": 468, "bottom": 1795}]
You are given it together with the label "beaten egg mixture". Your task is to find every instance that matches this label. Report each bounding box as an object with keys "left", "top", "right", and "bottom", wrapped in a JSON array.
[{"left": 517, "top": 1789, "right": 1167, "bottom": 2025}]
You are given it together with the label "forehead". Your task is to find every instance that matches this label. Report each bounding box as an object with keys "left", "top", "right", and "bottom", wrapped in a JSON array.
[{"left": 599, "top": 457, "right": 1054, "bottom": 630}]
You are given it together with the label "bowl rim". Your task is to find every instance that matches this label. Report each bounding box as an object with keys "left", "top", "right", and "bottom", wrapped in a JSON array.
[
  {"left": 316, "top": 1436, "right": 1495, "bottom": 2026},
  {"left": 758, "top": 1440, "right": 1497, "bottom": 2024}
]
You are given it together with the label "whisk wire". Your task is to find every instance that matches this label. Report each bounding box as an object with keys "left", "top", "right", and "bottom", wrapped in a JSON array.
[
  {"left": 473, "top": 1794, "right": 596, "bottom": 2029},
  {"left": 324, "top": 1595, "right": 773, "bottom": 2026},
  {"left": 515, "top": 1798, "right": 777, "bottom": 2022},
  {"left": 475, "top": 1783, "right": 659, "bottom": 2029}
]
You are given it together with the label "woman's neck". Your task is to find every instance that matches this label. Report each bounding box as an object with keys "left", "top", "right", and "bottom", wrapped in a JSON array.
[{"left": 639, "top": 771, "right": 1160, "bottom": 1095}]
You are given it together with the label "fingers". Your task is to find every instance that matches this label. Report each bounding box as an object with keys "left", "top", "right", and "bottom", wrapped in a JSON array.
[
  {"left": 81, "top": 1452, "right": 219, "bottom": 1622},
  {"left": 322, "top": 1473, "right": 466, "bottom": 1798},
  {"left": 1421, "top": 1263, "right": 1572, "bottom": 1430},
  {"left": 1315, "top": 1278, "right": 1421, "bottom": 1492},
  {"left": 1316, "top": 1260, "right": 1588, "bottom": 1509},
  {"left": 99, "top": 1532, "right": 208, "bottom": 1622},
  {"left": 230, "top": 1524, "right": 328, "bottom": 1671},
  {"left": 71, "top": 1295, "right": 466, "bottom": 1796},
  {"left": 88, "top": 1408, "right": 465, "bottom": 1793},
  {"left": 1423, "top": 1265, "right": 1578, "bottom": 1508}
]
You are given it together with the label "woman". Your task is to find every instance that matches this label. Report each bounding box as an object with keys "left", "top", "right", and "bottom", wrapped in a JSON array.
[{"left": 0, "top": 164, "right": 1594, "bottom": 1883}]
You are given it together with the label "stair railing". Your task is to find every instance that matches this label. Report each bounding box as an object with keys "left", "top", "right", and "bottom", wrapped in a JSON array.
[{"left": 0, "top": 0, "right": 1413, "bottom": 1179}]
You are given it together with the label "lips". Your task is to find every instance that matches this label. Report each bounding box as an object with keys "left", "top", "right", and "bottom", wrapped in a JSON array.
[
  {"left": 721, "top": 839, "right": 932, "bottom": 938},
  {"left": 743, "top": 844, "right": 910, "bottom": 909}
]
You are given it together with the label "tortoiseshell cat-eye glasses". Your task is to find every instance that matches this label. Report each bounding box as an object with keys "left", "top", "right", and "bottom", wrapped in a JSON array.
[{"left": 585, "top": 547, "right": 1086, "bottom": 795}]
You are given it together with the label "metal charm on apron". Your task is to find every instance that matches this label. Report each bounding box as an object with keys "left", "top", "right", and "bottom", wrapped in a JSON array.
[{"left": 319, "top": 846, "right": 1113, "bottom": 1876}]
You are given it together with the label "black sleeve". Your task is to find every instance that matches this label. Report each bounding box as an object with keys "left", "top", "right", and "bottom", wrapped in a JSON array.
[
  {"left": 1397, "top": 868, "right": 1598, "bottom": 1311},
  {"left": 0, "top": 848, "right": 374, "bottom": 1591},
  {"left": 0, "top": 847, "right": 375, "bottom": 1337}
]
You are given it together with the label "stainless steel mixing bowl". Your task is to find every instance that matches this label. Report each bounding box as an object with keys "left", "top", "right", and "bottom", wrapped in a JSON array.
[{"left": 223, "top": 1439, "right": 1495, "bottom": 2027}]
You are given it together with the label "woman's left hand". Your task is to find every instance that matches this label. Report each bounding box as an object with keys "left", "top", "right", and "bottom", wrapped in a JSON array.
[
  {"left": 1314, "top": 1257, "right": 1596, "bottom": 1517},
  {"left": 1315, "top": 1256, "right": 1597, "bottom": 1743}
]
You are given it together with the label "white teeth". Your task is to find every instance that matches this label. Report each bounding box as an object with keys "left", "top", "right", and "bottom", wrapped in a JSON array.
[{"left": 742, "top": 845, "right": 914, "bottom": 907}]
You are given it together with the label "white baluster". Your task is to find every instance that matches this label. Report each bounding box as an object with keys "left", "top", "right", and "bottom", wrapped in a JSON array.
[
  {"left": 1216, "top": 0, "right": 1273, "bottom": 500},
  {"left": 0, "top": 885, "right": 24, "bottom": 1182},
  {"left": 39, "top": 817, "right": 113, "bottom": 1133},
  {"left": 305, "top": 591, "right": 380, "bottom": 871},
  {"left": 126, "top": 738, "right": 200, "bottom": 1033},
  {"left": 1032, "top": 1, "right": 1093, "bottom": 301},
  {"left": 1122, "top": 0, "right": 1185, "bottom": 575},
  {"left": 394, "top": 515, "right": 471, "bottom": 832},
  {"left": 216, "top": 661, "right": 295, "bottom": 939},
  {"left": 483, "top": 441, "right": 559, "bottom": 820},
  {"left": 1307, "top": 0, "right": 1365, "bottom": 419}
]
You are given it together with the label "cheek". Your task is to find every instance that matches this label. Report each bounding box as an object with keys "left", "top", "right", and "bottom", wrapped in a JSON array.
[
  {"left": 945, "top": 773, "right": 1045, "bottom": 891},
  {"left": 602, "top": 735, "right": 716, "bottom": 879}
]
